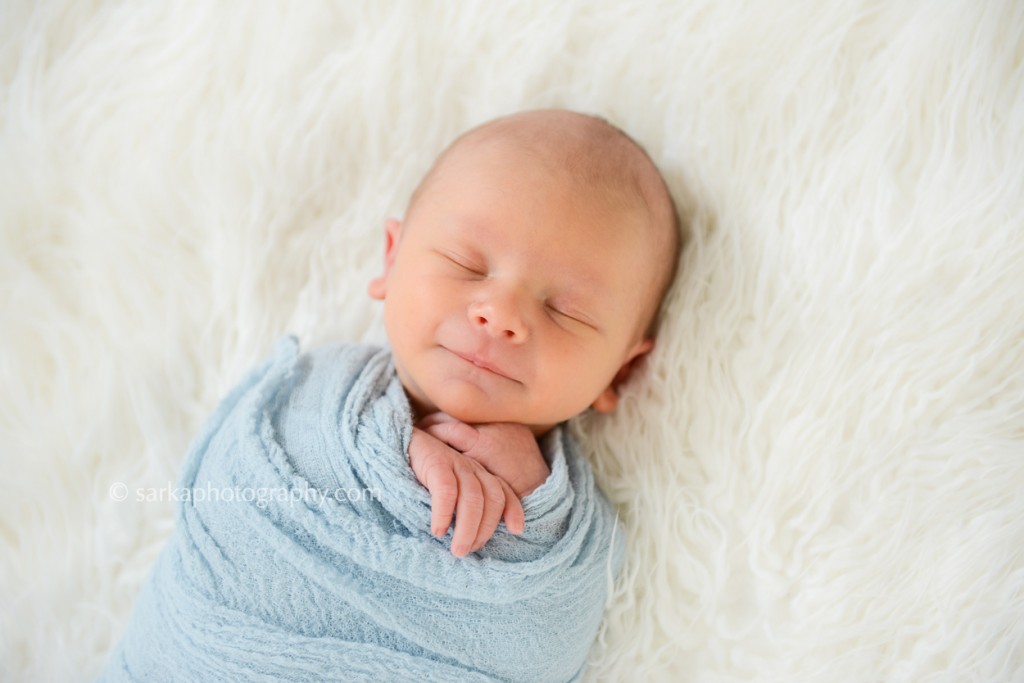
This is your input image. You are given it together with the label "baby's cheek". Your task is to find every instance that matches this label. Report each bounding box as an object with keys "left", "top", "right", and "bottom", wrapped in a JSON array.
[
  {"left": 566, "top": 353, "right": 619, "bottom": 405},
  {"left": 412, "top": 276, "right": 458, "bottom": 319}
]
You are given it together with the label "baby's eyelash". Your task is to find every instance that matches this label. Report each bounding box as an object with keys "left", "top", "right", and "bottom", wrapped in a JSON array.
[
  {"left": 454, "top": 260, "right": 486, "bottom": 275},
  {"left": 546, "top": 303, "right": 591, "bottom": 328},
  {"left": 438, "top": 250, "right": 485, "bottom": 275}
]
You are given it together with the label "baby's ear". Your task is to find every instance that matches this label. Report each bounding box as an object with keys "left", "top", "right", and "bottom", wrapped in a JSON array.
[
  {"left": 368, "top": 218, "right": 402, "bottom": 300},
  {"left": 591, "top": 338, "right": 655, "bottom": 413}
]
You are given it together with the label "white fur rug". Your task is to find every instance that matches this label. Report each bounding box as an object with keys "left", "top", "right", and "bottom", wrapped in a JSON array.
[{"left": 2, "top": 1, "right": 1022, "bottom": 681}]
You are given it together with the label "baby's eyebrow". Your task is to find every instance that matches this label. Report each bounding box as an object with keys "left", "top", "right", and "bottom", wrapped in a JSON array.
[
  {"left": 557, "top": 268, "right": 611, "bottom": 303},
  {"left": 450, "top": 213, "right": 490, "bottom": 236},
  {"left": 549, "top": 271, "right": 615, "bottom": 311}
]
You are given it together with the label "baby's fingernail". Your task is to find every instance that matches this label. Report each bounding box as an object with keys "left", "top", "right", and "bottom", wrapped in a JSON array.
[{"left": 451, "top": 543, "right": 467, "bottom": 556}]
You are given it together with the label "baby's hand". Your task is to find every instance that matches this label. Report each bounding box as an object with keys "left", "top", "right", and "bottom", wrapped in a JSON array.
[
  {"left": 417, "top": 413, "right": 551, "bottom": 499},
  {"left": 408, "top": 426, "right": 525, "bottom": 557}
]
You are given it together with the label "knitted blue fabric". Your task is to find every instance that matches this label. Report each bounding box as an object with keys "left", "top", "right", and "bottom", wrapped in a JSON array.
[{"left": 99, "top": 336, "right": 625, "bottom": 682}]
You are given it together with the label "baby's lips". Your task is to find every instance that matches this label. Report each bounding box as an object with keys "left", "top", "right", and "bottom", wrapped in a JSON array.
[{"left": 448, "top": 346, "right": 517, "bottom": 381}]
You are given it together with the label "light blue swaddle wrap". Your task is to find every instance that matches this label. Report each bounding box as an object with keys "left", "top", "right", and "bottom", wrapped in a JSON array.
[{"left": 99, "top": 336, "right": 625, "bottom": 682}]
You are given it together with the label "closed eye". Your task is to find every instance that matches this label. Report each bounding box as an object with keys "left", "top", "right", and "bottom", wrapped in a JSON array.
[
  {"left": 437, "top": 249, "right": 485, "bottom": 276},
  {"left": 546, "top": 303, "right": 596, "bottom": 330}
]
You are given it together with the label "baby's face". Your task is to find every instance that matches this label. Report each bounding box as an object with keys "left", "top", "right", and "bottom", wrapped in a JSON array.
[{"left": 369, "top": 139, "right": 655, "bottom": 433}]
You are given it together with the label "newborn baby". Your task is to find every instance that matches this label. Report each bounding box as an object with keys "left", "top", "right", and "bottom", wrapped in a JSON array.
[
  {"left": 99, "top": 109, "right": 680, "bottom": 683},
  {"left": 371, "top": 109, "right": 679, "bottom": 557}
]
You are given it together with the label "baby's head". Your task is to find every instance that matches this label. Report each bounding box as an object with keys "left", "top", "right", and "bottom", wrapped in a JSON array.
[{"left": 369, "top": 109, "right": 679, "bottom": 434}]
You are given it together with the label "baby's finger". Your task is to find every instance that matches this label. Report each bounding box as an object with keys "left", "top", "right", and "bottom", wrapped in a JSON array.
[
  {"left": 499, "top": 479, "right": 525, "bottom": 536},
  {"left": 423, "top": 420, "right": 479, "bottom": 454},
  {"left": 470, "top": 474, "right": 507, "bottom": 552},
  {"left": 451, "top": 470, "right": 484, "bottom": 557},
  {"left": 425, "top": 462, "right": 458, "bottom": 538}
]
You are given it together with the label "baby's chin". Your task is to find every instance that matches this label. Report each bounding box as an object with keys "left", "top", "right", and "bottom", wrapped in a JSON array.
[
  {"left": 401, "top": 375, "right": 567, "bottom": 433},
  {"left": 400, "top": 383, "right": 503, "bottom": 424},
  {"left": 431, "top": 396, "right": 516, "bottom": 425},
  {"left": 429, "top": 394, "right": 564, "bottom": 435}
]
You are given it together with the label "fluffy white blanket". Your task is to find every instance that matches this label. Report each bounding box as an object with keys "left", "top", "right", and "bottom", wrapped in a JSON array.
[{"left": 2, "top": 1, "right": 1022, "bottom": 681}]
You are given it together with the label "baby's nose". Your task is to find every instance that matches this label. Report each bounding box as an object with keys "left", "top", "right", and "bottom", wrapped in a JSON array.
[{"left": 467, "top": 297, "right": 528, "bottom": 343}]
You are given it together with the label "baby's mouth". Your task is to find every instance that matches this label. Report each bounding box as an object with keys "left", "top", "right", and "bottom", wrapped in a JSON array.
[{"left": 447, "top": 348, "right": 517, "bottom": 382}]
